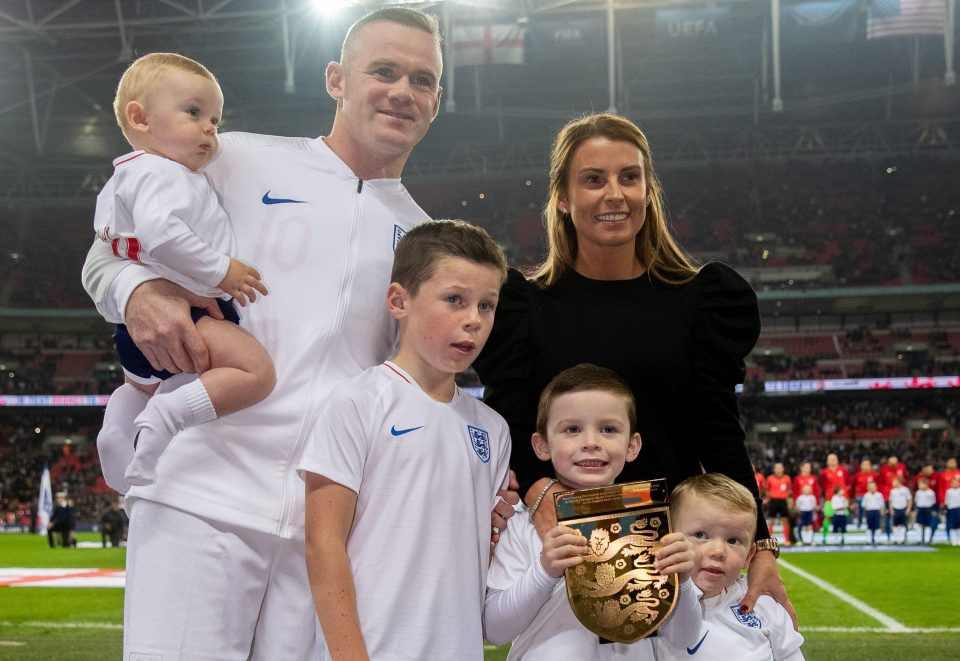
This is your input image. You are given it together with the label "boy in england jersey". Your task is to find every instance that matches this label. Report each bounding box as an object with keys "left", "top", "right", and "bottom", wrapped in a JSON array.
[
  {"left": 656, "top": 474, "right": 805, "bottom": 660},
  {"left": 299, "top": 220, "right": 511, "bottom": 660}
]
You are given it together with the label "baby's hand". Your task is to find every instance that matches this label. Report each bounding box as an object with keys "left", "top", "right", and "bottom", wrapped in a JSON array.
[
  {"left": 218, "top": 258, "right": 268, "bottom": 306},
  {"left": 540, "top": 525, "right": 588, "bottom": 578},
  {"left": 653, "top": 532, "right": 695, "bottom": 583}
]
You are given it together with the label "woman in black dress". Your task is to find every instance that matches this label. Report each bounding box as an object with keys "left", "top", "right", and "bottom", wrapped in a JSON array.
[{"left": 475, "top": 113, "right": 795, "bottom": 622}]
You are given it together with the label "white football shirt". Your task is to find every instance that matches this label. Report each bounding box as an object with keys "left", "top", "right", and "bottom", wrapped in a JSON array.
[{"left": 299, "top": 361, "right": 511, "bottom": 660}]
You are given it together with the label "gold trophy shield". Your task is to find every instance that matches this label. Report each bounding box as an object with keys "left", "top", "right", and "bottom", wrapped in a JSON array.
[{"left": 555, "top": 479, "right": 677, "bottom": 644}]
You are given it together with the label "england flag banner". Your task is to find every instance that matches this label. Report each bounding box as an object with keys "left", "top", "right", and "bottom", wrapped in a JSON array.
[
  {"left": 452, "top": 23, "right": 525, "bottom": 66},
  {"left": 37, "top": 465, "right": 53, "bottom": 534}
]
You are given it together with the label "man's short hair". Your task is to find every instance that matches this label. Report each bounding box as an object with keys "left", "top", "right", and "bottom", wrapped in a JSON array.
[
  {"left": 391, "top": 220, "right": 506, "bottom": 295},
  {"left": 535, "top": 363, "right": 638, "bottom": 437},
  {"left": 671, "top": 473, "right": 758, "bottom": 538},
  {"left": 114, "top": 52, "right": 217, "bottom": 145},
  {"left": 341, "top": 6, "right": 442, "bottom": 65}
]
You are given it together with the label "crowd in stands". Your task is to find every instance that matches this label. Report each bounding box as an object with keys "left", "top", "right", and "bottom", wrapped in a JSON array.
[
  {"left": 7, "top": 321, "right": 959, "bottom": 396},
  {"left": 1, "top": 410, "right": 116, "bottom": 530},
  {"left": 409, "top": 157, "right": 960, "bottom": 288},
  {"left": 0, "top": 207, "right": 92, "bottom": 309},
  {"left": 1, "top": 158, "right": 958, "bottom": 310},
  {"left": 663, "top": 159, "right": 960, "bottom": 289},
  {"left": 1, "top": 155, "right": 957, "bottom": 530},
  {"left": 744, "top": 394, "right": 959, "bottom": 477},
  {"left": 2, "top": 386, "right": 955, "bottom": 529},
  {"left": 1, "top": 342, "right": 121, "bottom": 396}
]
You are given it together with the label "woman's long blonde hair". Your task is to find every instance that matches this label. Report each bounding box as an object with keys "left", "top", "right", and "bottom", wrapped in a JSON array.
[{"left": 531, "top": 113, "right": 700, "bottom": 287}]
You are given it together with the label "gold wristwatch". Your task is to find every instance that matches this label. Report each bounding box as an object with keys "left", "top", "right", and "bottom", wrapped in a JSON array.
[{"left": 754, "top": 537, "right": 780, "bottom": 559}]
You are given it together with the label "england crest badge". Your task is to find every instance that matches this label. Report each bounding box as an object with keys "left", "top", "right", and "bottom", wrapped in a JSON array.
[
  {"left": 467, "top": 425, "right": 491, "bottom": 463},
  {"left": 556, "top": 479, "right": 677, "bottom": 644},
  {"left": 731, "top": 605, "right": 763, "bottom": 629},
  {"left": 393, "top": 224, "right": 406, "bottom": 250}
]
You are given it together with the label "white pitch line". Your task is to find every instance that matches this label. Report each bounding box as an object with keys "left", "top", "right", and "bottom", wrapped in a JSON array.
[
  {"left": 0, "top": 621, "right": 122, "bottom": 630},
  {"left": 801, "top": 626, "right": 960, "bottom": 634},
  {"left": 778, "top": 558, "right": 908, "bottom": 632}
]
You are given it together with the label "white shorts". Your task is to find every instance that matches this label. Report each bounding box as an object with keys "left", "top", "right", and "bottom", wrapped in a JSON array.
[{"left": 124, "top": 499, "right": 317, "bottom": 660}]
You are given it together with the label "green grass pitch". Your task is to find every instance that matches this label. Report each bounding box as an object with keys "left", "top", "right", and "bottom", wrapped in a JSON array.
[{"left": 2, "top": 534, "right": 958, "bottom": 659}]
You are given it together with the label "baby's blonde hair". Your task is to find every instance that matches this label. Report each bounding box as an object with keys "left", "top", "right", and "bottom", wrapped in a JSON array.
[
  {"left": 114, "top": 52, "right": 217, "bottom": 145},
  {"left": 671, "top": 473, "right": 757, "bottom": 539}
]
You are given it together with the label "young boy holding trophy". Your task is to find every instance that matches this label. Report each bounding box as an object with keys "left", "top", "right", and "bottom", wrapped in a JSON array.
[{"left": 484, "top": 363, "right": 701, "bottom": 659}]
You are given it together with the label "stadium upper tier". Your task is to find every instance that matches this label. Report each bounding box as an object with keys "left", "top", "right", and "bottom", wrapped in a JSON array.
[
  {"left": 749, "top": 326, "right": 960, "bottom": 383},
  {"left": 1, "top": 157, "right": 958, "bottom": 312}
]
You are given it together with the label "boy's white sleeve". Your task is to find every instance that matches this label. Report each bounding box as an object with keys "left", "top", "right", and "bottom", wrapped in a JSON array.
[
  {"left": 759, "top": 596, "right": 805, "bottom": 660},
  {"left": 81, "top": 238, "right": 159, "bottom": 324},
  {"left": 296, "top": 390, "right": 370, "bottom": 493},
  {"left": 656, "top": 577, "right": 704, "bottom": 650},
  {"left": 483, "top": 519, "right": 560, "bottom": 645}
]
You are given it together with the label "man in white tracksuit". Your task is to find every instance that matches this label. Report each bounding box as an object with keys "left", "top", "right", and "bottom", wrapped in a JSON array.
[{"left": 81, "top": 7, "right": 509, "bottom": 660}]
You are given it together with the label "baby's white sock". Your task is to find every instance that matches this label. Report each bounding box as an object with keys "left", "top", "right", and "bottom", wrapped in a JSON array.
[
  {"left": 125, "top": 379, "right": 217, "bottom": 486},
  {"left": 97, "top": 383, "right": 150, "bottom": 494}
]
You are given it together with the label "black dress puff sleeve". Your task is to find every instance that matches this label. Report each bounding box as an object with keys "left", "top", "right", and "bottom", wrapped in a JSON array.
[{"left": 689, "top": 262, "right": 769, "bottom": 539}]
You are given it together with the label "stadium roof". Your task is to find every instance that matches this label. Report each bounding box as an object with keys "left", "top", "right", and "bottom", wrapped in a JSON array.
[{"left": 0, "top": 0, "right": 957, "bottom": 202}]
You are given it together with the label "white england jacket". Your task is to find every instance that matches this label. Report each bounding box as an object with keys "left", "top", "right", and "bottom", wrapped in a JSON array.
[{"left": 82, "top": 133, "right": 430, "bottom": 539}]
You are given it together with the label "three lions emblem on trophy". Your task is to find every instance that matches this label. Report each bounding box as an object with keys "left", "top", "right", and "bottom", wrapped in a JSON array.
[{"left": 556, "top": 479, "right": 678, "bottom": 644}]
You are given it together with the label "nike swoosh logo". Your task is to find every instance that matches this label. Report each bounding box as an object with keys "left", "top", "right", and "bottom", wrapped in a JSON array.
[
  {"left": 390, "top": 425, "right": 424, "bottom": 437},
  {"left": 687, "top": 630, "right": 709, "bottom": 655},
  {"left": 261, "top": 191, "right": 306, "bottom": 205}
]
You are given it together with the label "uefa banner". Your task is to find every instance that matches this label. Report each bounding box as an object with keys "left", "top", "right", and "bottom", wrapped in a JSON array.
[{"left": 555, "top": 479, "right": 677, "bottom": 644}]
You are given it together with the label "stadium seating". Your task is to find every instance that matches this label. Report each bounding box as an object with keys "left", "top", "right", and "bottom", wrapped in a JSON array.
[{"left": 1, "top": 158, "right": 957, "bottom": 524}]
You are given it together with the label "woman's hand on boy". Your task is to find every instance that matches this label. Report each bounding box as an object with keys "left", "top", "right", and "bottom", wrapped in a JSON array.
[
  {"left": 218, "top": 258, "right": 268, "bottom": 307},
  {"left": 743, "top": 550, "right": 798, "bottom": 630},
  {"left": 540, "top": 525, "right": 587, "bottom": 578},
  {"left": 653, "top": 532, "right": 694, "bottom": 583}
]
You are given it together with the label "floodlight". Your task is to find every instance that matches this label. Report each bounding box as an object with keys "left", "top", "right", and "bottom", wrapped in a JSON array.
[{"left": 312, "top": 0, "right": 356, "bottom": 17}]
